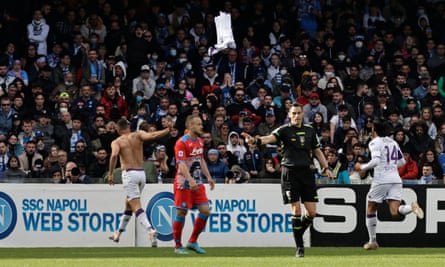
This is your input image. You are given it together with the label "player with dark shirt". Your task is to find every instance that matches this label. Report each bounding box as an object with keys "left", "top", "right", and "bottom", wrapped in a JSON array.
[{"left": 242, "top": 103, "right": 333, "bottom": 258}]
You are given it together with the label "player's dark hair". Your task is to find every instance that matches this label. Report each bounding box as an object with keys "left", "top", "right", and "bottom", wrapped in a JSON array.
[
  {"left": 373, "top": 119, "right": 389, "bottom": 137},
  {"left": 291, "top": 102, "right": 303, "bottom": 109}
]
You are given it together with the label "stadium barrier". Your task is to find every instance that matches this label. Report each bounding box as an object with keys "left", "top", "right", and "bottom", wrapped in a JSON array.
[{"left": 0, "top": 184, "right": 443, "bottom": 247}]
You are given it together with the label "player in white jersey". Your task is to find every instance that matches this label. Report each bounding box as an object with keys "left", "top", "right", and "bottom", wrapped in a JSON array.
[{"left": 355, "top": 120, "right": 424, "bottom": 250}]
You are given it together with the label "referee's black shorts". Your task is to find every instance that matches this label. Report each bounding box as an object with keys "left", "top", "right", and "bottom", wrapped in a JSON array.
[{"left": 281, "top": 166, "right": 318, "bottom": 204}]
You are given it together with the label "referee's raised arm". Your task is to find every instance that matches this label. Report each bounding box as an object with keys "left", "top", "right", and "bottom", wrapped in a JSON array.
[{"left": 241, "top": 132, "right": 277, "bottom": 146}]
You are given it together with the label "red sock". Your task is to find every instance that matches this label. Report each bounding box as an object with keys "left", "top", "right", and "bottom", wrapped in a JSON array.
[
  {"left": 173, "top": 215, "right": 185, "bottom": 248},
  {"left": 189, "top": 213, "right": 208, "bottom": 243}
]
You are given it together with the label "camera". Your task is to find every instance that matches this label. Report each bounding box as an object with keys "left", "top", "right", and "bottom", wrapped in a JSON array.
[
  {"left": 226, "top": 170, "right": 236, "bottom": 179},
  {"left": 71, "top": 167, "right": 80, "bottom": 176}
]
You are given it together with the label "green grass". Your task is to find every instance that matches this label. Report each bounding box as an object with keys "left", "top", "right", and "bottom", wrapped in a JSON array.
[{"left": 0, "top": 247, "right": 444, "bottom": 267}]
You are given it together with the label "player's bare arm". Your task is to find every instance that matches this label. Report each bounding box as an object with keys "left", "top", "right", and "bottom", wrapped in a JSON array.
[
  {"left": 108, "top": 140, "right": 120, "bottom": 185},
  {"left": 138, "top": 121, "right": 173, "bottom": 141},
  {"left": 178, "top": 161, "right": 199, "bottom": 192},
  {"left": 241, "top": 132, "right": 277, "bottom": 146},
  {"left": 200, "top": 158, "right": 215, "bottom": 190}
]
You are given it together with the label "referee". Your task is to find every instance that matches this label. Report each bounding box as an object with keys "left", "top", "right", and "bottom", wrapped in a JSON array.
[{"left": 242, "top": 103, "right": 333, "bottom": 258}]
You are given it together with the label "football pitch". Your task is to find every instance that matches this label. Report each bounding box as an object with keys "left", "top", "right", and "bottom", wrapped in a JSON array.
[{"left": 0, "top": 247, "right": 444, "bottom": 267}]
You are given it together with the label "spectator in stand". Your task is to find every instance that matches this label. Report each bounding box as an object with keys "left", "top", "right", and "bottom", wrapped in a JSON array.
[
  {"left": 259, "top": 157, "right": 281, "bottom": 180},
  {"left": 99, "top": 83, "right": 129, "bottom": 122},
  {"left": 43, "top": 144, "right": 59, "bottom": 173},
  {"left": 27, "top": 9, "right": 50, "bottom": 56},
  {"left": 226, "top": 87, "right": 255, "bottom": 117},
  {"left": 227, "top": 131, "right": 246, "bottom": 165},
  {"left": 18, "top": 140, "right": 43, "bottom": 176},
  {"left": 32, "top": 109, "right": 54, "bottom": 149},
  {"left": 3, "top": 155, "right": 27, "bottom": 180},
  {"left": 326, "top": 148, "right": 350, "bottom": 184},
  {"left": 80, "top": 45, "right": 105, "bottom": 94},
  {"left": 303, "top": 92, "right": 328, "bottom": 124},
  {"left": 6, "top": 133, "right": 23, "bottom": 157},
  {"left": 68, "top": 140, "right": 92, "bottom": 172},
  {"left": 71, "top": 85, "right": 99, "bottom": 123},
  {"left": 206, "top": 149, "right": 228, "bottom": 184},
  {"left": 407, "top": 121, "right": 434, "bottom": 162},
  {"left": 0, "top": 140, "right": 9, "bottom": 179},
  {"left": 0, "top": 96, "right": 15, "bottom": 136},
  {"left": 80, "top": 13, "right": 107, "bottom": 44},
  {"left": 398, "top": 146, "right": 419, "bottom": 182},
  {"left": 7, "top": 60, "right": 29, "bottom": 87},
  {"left": 243, "top": 142, "right": 262, "bottom": 180},
  {"left": 60, "top": 114, "right": 90, "bottom": 154},
  {"left": 418, "top": 148, "right": 443, "bottom": 180},
  {"left": 132, "top": 65, "right": 156, "bottom": 101}
]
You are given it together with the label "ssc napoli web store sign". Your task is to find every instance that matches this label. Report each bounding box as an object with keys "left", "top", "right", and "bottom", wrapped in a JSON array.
[
  {"left": 139, "top": 185, "right": 296, "bottom": 247},
  {"left": 0, "top": 184, "right": 135, "bottom": 247}
]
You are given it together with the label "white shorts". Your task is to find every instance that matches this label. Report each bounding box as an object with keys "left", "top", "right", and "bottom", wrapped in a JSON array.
[
  {"left": 122, "top": 169, "right": 146, "bottom": 201},
  {"left": 367, "top": 182, "right": 402, "bottom": 203}
]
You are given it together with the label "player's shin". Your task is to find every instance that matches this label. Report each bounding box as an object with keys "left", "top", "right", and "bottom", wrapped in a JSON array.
[
  {"left": 189, "top": 213, "right": 209, "bottom": 243},
  {"left": 301, "top": 215, "right": 314, "bottom": 232},
  {"left": 135, "top": 208, "right": 153, "bottom": 230},
  {"left": 291, "top": 215, "right": 304, "bottom": 247},
  {"left": 366, "top": 214, "right": 377, "bottom": 244},
  {"left": 118, "top": 210, "right": 132, "bottom": 233},
  {"left": 173, "top": 215, "right": 186, "bottom": 248}
]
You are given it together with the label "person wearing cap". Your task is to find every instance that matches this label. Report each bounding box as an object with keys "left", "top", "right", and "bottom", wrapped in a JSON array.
[
  {"left": 401, "top": 96, "right": 420, "bottom": 120},
  {"left": 303, "top": 92, "right": 328, "bottom": 124},
  {"left": 132, "top": 65, "right": 156, "bottom": 99},
  {"left": 413, "top": 72, "right": 431, "bottom": 100},
  {"left": 32, "top": 109, "right": 55, "bottom": 148},
  {"left": 242, "top": 103, "right": 333, "bottom": 257},
  {"left": 258, "top": 108, "right": 280, "bottom": 136},
  {"left": 205, "top": 148, "right": 228, "bottom": 184},
  {"left": 226, "top": 164, "right": 250, "bottom": 184},
  {"left": 246, "top": 71, "right": 272, "bottom": 101}
]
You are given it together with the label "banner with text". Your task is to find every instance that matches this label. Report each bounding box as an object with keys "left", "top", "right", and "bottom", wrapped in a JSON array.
[{"left": 0, "top": 184, "right": 444, "bottom": 247}]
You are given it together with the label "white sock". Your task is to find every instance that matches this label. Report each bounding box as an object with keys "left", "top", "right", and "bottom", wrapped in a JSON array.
[
  {"left": 398, "top": 204, "right": 412, "bottom": 215},
  {"left": 366, "top": 215, "right": 377, "bottom": 244},
  {"left": 136, "top": 212, "right": 153, "bottom": 231},
  {"left": 118, "top": 214, "right": 132, "bottom": 232}
]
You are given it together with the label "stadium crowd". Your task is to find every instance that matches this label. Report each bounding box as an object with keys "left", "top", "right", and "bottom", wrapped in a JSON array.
[{"left": 1, "top": 0, "right": 445, "bottom": 184}]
